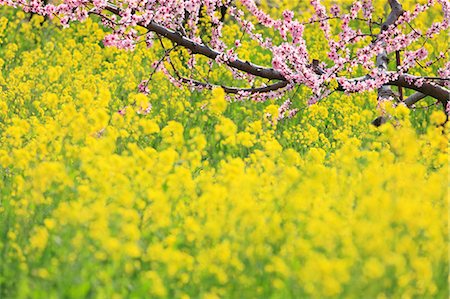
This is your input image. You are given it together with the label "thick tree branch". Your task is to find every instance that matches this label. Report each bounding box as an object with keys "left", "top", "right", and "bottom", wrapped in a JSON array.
[
  {"left": 404, "top": 92, "right": 426, "bottom": 107},
  {"left": 179, "top": 77, "right": 289, "bottom": 94},
  {"left": 376, "top": 0, "right": 404, "bottom": 101},
  {"left": 105, "top": 3, "right": 285, "bottom": 81},
  {"left": 103, "top": 2, "right": 448, "bottom": 106},
  {"left": 381, "top": 0, "right": 404, "bottom": 31},
  {"left": 342, "top": 73, "right": 449, "bottom": 104},
  {"left": 391, "top": 76, "right": 448, "bottom": 105},
  {"left": 395, "top": 51, "right": 403, "bottom": 101}
]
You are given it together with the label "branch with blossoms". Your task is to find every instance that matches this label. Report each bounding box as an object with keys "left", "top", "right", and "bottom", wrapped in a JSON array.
[{"left": 2, "top": 0, "right": 449, "bottom": 119}]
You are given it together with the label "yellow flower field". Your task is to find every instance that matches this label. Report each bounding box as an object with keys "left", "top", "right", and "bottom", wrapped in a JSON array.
[{"left": 0, "top": 4, "right": 449, "bottom": 299}]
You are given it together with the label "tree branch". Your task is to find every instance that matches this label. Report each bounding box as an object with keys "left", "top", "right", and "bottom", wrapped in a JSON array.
[
  {"left": 381, "top": 0, "right": 404, "bottom": 31},
  {"left": 404, "top": 92, "right": 426, "bottom": 107},
  {"left": 341, "top": 73, "right": 449, "bottom": 104},
  {"left": 103, "top": 1, "right": 448, "bottom": 106},
  {"left": 179, "top": 77, "right": 288, "bottom": 94},
  {"left": 105, "top": 3, "right": 285, "bottom": 81},
  {"left": 391, "top": 75, "right": 448, "bottom": 106},
  {"left": 395, "top": 51, "right": 403, "bottom": 101},
  {"left": 376, "top": 0, "right": 404, "bottom": 101}
]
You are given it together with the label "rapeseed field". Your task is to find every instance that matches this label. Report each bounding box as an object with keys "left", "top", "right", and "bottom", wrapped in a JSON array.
[{"left": 0, "top": 4, "right": 448, "bottom": 298}]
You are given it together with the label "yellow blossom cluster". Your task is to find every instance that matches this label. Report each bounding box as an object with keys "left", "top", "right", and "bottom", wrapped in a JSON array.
[{"left": 0, "top": 6, "right": 449, "bottom": 299}]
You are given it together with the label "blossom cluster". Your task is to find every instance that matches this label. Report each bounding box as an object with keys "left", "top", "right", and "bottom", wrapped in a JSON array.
[{"left": 1, "top": 0, "right": 448, "bottom": 104}]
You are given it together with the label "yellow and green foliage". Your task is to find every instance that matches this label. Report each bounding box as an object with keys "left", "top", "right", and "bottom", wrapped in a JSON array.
[{"left": 0, "top": 6, "right": 448, "bottom": 299}]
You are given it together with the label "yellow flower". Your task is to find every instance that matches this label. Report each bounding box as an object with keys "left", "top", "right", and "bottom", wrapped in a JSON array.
[
  {"left": 307, "top": 147, "right": 326, "bottom": 163},
  {"left": 364, "top": 258, "right": 385, "bottom": 279},
  {"left": 236, "top": 131, "right": 254, "bottom": 147},
  {"left": 29, "top": 226, "right": 49, "bottom": 252},
  {"left": 161, "top": 121, "right": 184, "bottom": 147},
  {"left": 43, "top": 219, "right": 56, "bottom": 230},
  {"left": 124, "top": 242, "right": 141, "bottom": 258},
  {"left": 215, "top": 116, "right": 237, "bottom": 145},
  {"left": 139, "top": 118, "right": 160, "bottom": 134},
  {"left": 264, "top": 104, "right": 279, "bottom": 123},
  {"left": 209, "top": 87, "right": 227, "bottom": 114},
  {"left": 35, "top": 268, "right": 50, "bottom": 279},
  {"left": 145, "top": 271, "right": 167, "bottom": 297},
  {"left": 429, "top": 110, "right": 446, "bottom": 125}
]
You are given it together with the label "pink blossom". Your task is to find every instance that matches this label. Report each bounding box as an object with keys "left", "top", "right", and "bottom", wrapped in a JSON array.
[{"left": 2, "top": 0, "right": 447, "bottom": 110}]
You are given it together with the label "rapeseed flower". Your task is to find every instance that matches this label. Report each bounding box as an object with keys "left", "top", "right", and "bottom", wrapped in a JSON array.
[{"left": 0, "top": 5, "right": 448, "bottom": 299}]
